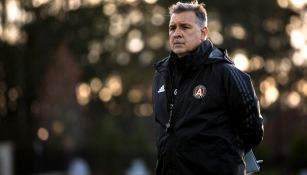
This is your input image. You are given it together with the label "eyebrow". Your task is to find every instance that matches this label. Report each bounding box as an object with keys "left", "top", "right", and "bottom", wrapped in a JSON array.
[{"left": 169, "top": 22, "right": 193, "bottom": 27}]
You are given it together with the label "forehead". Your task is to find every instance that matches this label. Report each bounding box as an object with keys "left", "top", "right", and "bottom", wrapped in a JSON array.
[{"left": 169, "top": 11, "right": 197, "bottom": 25}]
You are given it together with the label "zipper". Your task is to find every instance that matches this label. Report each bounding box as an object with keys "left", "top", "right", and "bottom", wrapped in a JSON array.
[
  {"left": 166, "top": 103, "right": 174, "bottom": 132},
  {"left": 166, "top": 65, "right": 178, "bottom": 133}
]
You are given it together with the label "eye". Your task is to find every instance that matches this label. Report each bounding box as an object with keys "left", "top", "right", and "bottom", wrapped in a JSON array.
[
  {"left": 169, "top": 26, "right": 175, "bottom": 31},
  {"left": 182, "top": 25, "right": 190, "bottom": 30}
]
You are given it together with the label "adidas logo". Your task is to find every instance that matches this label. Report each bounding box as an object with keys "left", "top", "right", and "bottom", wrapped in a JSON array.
[{"left": 157, "top": 85, "right": 165, "bottom": 93}]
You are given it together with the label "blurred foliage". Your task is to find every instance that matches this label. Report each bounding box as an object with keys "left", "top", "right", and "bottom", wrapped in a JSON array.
[{"left": 0, "top": 0, "right": 307, "bottom": 174}]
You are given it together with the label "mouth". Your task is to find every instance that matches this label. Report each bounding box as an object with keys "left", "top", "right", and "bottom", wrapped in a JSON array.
[{"left": 174, "top": 42, "right": 184, "bottom": 45}]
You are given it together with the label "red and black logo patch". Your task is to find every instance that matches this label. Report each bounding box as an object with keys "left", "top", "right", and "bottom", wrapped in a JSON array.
[{"left": 193, "top": 85, "right": 207, "bottom": 99}]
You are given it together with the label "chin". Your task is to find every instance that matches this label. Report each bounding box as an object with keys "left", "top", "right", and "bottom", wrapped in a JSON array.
[{"left": 173, "top": 49, "right": 186, "bottom": 54}]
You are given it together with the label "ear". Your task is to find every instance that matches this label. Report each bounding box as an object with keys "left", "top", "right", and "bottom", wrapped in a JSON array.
[{"left": 201, "top": 27, "right": 208, "bottom": 40}]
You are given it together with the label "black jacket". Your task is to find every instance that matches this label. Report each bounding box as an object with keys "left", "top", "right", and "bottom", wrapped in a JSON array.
[{"left": 152, "top": 40, "right": 263, "bottom": 175}]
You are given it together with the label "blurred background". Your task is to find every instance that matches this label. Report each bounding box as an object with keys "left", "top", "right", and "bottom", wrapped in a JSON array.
[{"left": 0, "top": 0, "right": 307, "bottom": 174}]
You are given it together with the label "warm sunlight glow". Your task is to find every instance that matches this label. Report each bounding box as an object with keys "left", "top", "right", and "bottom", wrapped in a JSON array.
[
  {"left": 296, "top": 79, "right": 307, "bottom": 96},
  {"left": 37, "top": 127, "right": 49, "bottom": 141},
  {"left": 292, "top": 51, "right": 305, "bottom": 66},
  {"left": 290, "top": 30, "right": 305, "bottom": 49},
  {"left": 126, "top": 30, "right": 144, "bottom": 53},
  {"left": 232, "top": 52, "right": 249, "bottom": 71},
  {"left": 103, "top": 3, "right": 117, "bottom": 16},
  {"left": 148, "top": 33, "right": 164, "bottom": 49},
  {"left": 230, "top": 24, "right": 246, "bottom": 40},
  {"left": 134, "top": 103, "right": 153, "bottom": 117},
  {"left": 32, "top": 0, "right": 51, "bottom": 7},
  {"left": 287, "top": 91, "right": 301, "bottom": 108},
  {"left": 151, "top": 13, "right": 165, "bottom": 26},
  {"left": 277, "top": 0, "right": 289, "bottom": 8},
  {"left": 84, "top": 0, "right": 102, "bottom": 6},
  {"left": 209, "top": 31, "right": 223, "bottom": 45},
  {"left": 128, "top": 89, "right": 143, "bottom": 103},
  {"left": 68, "top": 0, "right": 81, "bottom": 10},
  {"left": 3, "top": 25, "right": 24, "bottom": 44},
  {"left": 106, "top": 75, "right": 123, "bottom": 96},
  {"left": 144, "top": 0, "right": 158, "bottom": 4},
  {"left": 76, "top": 83, "right": 91, "bottom": 106},
  {"left": 90, "top": 77, "right": 103, "bottom": 93},
  {"left": 127, "top": 38, "right": 144, "bottom": 53},
  {"left": 301, "top": 45, "right": 307, "bottom": 59},
  {"left": 109, "top": 14, "right": 129, "bottom": 37},
  {"left": 128, "top": 10, "right": 143, "bottom": 25},
  {"left": 6, "top": 0, "right": 22, "bottom": 22},
  {"left": 249, "top": 56, "right": 265, "bottom": 71},
  {"left": 99, "top": 87, "right": 112, "bottom": 102},
  {"left": 88, "top": 41, "right": 102, "bottom": 64},
  {"left": 289, "top": 0, "right": 307, "bottom": 9},
  {"left": 264, "top": 59, "right": 277, "bottom": 73},
  {"left": 260, "top": 77, "right": 279, "bottom": 107},
  {"left": 116, "top": 52, "right": 131, "bottom": 66}
]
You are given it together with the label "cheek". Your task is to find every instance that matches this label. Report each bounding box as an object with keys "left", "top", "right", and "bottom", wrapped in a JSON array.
[{"left": 169, "top": 35, "right": 173, "bottom": 42}]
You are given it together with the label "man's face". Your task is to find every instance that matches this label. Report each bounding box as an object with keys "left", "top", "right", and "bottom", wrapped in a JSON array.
[{"left": 169, "top": 11, "right": 208, "bottom": 57}]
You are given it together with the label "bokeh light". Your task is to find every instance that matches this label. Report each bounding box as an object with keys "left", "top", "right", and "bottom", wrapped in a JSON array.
[
  {"left": 134, "top": 103, "right": 153, "bottom": 117},
  {"left": 290, "top": 30, "right": 305, "bottom": 49},
  {"left": 90, "top": 77, "right": 103, "bottom": 93},
  {"left": 260, "top": 77, "right": 280, "bottom": 107},
  {"left": 32, "top": 0, "right": 51, "bottom": 7},
  {"left": 249, "top": 56, "right": 265, "bottom": 71},
  {"left": 8, "top": 88, "right": 19, "bottom": 102},
  {"left": 232, "top": 51, "right": 249, "bottom": 71},
  {"left": 88, "top": 41, "right": 103, "bottom": 64},
  {"left": 116, "top": 52, "right": 131, "bottom": 66},
  {"left": 106, "top": 75, "right": 122, "bottom": 97},
  {"left": 103, "top": 3, "right": 117, "bottom": 16},
  {"left": 68, "top": 0, "right": 81, "bottom": 10},
  {"left": 37, "top": 127, "right": 49, "bottom": 141},
  {"left": 289, "top": 0, "right": 307, "bottom": 9},
  {"left": 6, "top": 0, "right": 22, "bottom": 23},
  {"left": 139, "top": 51, "right": 154, "bottom": 66},
  {"left": 286, "top": 91, "right": 301, "bottom": 108},
  {"left": 99, "top": 87, "right": 112, "bottom": 102},
  {"left": 1, "top": 0, "right": 307, "bottom": 174},
  {"left": 209, "top": 31, "right": 223, "bottom": 45},
  {"left": 144, "top": 0, "right": 158, "bottom": 4},
  {"left": 229, "top": 24, "right": 246, "bottom": 40},
  {"left": 277, "top": 0, "right": 289, "bottom": 8},
  {"left": 52, "top": 120, "right": 64, "bottom": 135},
  {"left": 126, "top": 30, "right": 144, "bottom": 53},
  {"left": 147, "top": 33, "right": 165, "bottom": 49},
  {"left": 128, "top": 88, "right": 143, "bottom": 103},
  {"left": 296, "top": 79, "right": 307, "bottom": 96},
  {"left": 128, "top": 10, "right": 144, "bottom": 25},
  {"left": 76, "top": 83, "right": 91, "bottom": 106}
]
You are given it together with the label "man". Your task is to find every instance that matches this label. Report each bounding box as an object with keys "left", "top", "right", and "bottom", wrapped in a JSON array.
[{"left": 152, "top": 1, "right": 264, "bottom": 175}]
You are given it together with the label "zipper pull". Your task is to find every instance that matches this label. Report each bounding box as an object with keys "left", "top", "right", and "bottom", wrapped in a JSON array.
[
  {"left": 165, "top": 121, "right": 170, "bottom": 132},
  {"left": 166, "top": 104, "right": 174, "bottom": 132}
]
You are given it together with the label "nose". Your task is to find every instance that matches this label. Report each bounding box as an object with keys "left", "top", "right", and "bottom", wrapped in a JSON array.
[{"left": 173, "top": 28, "right": 182, "bottom": 38}]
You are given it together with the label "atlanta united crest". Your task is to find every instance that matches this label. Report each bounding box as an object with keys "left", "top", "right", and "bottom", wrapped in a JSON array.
[{"left": 193, "top": 85, "right": 207, "bottom": 99}]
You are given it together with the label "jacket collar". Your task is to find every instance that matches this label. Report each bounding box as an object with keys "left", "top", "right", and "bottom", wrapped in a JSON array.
[{"left": 154, "top": 40, "right": 233, "bottom": 72}]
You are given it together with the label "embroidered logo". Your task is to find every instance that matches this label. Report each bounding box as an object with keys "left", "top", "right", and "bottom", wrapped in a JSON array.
[
  {"left": 157, "top": 85, "right": 165, "bottom": 93},
  {"left": 193, "top": 85, "right": 207, "bottom": 99}
]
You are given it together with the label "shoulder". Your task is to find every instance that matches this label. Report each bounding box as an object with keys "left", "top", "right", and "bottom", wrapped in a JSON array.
[
  {"left": 212, "top": 62, "right": 251, "bottom": 83},
  {"left": 154, "top": 56, "right": 170, "bottom": 72}
]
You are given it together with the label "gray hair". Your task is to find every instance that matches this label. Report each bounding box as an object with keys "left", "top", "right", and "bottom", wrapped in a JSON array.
[{"left": 169, "top": 1, "right": 208, "bottom": 27}]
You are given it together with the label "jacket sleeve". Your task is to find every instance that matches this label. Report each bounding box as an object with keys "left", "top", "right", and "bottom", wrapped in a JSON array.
[{"left": 224, "top": 64, "right": 264, "bottom": 153}]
